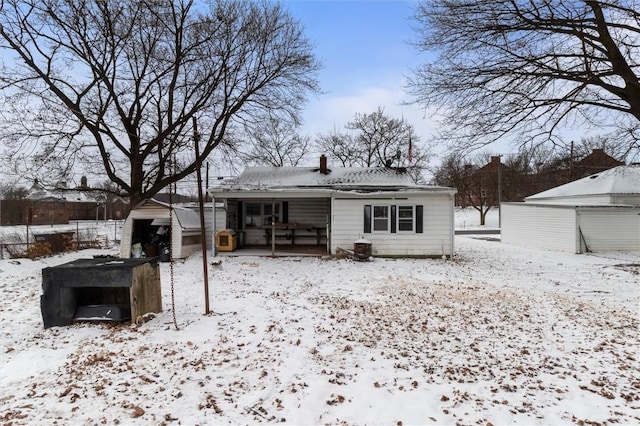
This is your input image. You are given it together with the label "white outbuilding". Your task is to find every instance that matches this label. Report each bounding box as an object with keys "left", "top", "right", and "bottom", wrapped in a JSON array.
[
  {"left": 119, "top": 199, "right": 204, "bottom": 260},
  {"left": 501, "top": 165, "right": 640, "bottom": 253}
]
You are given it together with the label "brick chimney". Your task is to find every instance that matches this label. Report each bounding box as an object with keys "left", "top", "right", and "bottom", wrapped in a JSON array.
[{"left": 319, "top": 155, "right": 328, "bottom": 175}]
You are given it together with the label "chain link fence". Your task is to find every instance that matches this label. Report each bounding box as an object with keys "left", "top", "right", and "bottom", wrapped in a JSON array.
[{"left": 0, "top": 220, "right": 124, "bottom": 259}]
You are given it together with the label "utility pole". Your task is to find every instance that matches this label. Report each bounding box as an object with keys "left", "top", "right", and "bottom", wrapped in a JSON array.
[
  {"left": 193, "top": 117, "right": 210, "bottom": 315},
  {"left": 497, "top": 155, "right": 502, "bottom": 229}
]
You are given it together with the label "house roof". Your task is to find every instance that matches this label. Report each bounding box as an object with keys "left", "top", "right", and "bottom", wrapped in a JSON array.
[
  {"left": 211, "top": 166, "right": 454, "bottom": 193},
  {"left": 526, "top": 165, "right": 640, "bottom": 200},
  {"left": 26, "top": 180, "right": 94, "bottom": 202}
]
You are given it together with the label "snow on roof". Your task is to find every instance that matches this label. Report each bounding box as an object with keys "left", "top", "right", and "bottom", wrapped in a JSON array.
[
  {"left": 526, "top": 165, "right": 640, "bottom": 200},
  {"left": 26, "top": 182, "right": 94, "bottom": 202},
  {"left": 27, "top": 190, "right": 93, "bottom": 202},
  {"left": 238, "top": 166, "right": 413, "bottom": 186},
  {"left": 136, "top": 199, "right": 202, "bottom": 229},
  {"left": 173, "top": 208, "right": 202, "bottom": 229},
  {"left": 215, "top": 166, "right": 452, "bottom": 192}
]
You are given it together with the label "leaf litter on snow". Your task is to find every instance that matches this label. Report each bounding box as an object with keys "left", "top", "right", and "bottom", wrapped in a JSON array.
[{"left": 0, "top": 237, "right": 638, "bottom": 425}]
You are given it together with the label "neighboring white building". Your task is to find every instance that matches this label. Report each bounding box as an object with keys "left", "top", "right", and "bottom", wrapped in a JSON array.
[
  {"left": 208, "top": 156, "right": 457, "bottom": 258},
  {"left": 501, "top": 165, "right": 640, "bottom": 253},
  {"left": 119, "top": 199, "right": 204, "bottom": 260}
]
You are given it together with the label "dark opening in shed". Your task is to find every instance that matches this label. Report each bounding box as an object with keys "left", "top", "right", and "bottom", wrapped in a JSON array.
[{"left": 41, "top": 257, "right": 162, "bottom": 328}]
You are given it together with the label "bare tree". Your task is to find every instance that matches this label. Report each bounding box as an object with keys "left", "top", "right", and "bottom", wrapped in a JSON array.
[
  {"left": 432, "top": 152, "right": 473, "bottom": 206},
  {"left": 315, "top": 130, "right": 360, "bottom": 167},
  {"left": 434, "top": 151, "right": 523, "bottom": 225},
  {"left": 0, "top": 183, "right": 29, "bottom": 200},
  {"left": 346, "top": 107, "right": 417, "bottom": 167},
  {"left": 316, "top": 107, "right": 431, "bottom": 181},
  {"left": 237, "top": 113, "right": 310, "bottom": 167},
  {"left": 409, "top": 0, "right": 640, "bottom": 159},
  {"left": 571, "top": 135, "right": 630, "bottom": 160},
  {"left": 0, "top": 0, "right": 320, "bottom": 206}
]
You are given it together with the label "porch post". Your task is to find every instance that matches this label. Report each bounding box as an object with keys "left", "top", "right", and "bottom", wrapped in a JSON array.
[
  {"left": 271, "top": 198, "right": 275, "bottom": 256},
  {"left": 212, "top": 196, "right": 217, "bottom": 256}
]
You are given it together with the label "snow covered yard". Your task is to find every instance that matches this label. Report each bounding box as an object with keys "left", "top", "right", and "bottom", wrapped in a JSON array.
[{"left": 0, "top": 236, "right": 638, "bottom": 425}]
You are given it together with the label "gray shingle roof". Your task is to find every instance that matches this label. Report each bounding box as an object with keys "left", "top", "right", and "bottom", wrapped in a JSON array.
[{"left": 235, "top": 166, "right": 416, "bottom": 188}]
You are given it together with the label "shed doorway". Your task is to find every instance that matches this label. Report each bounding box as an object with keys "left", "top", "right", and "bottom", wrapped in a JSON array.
[{"left": 131, "top": 218, "right": 170, "bottom": 259}]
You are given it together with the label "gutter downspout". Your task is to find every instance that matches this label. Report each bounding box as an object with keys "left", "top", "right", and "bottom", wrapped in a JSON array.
[
  {"left": 450, "top": 192, "right": 455, "bottom": 259},
  {"left": 576, "top": 207, "right": 590, "bottom": 254},
  {"left": 212, "top": 196, "right": 217, "bottom": 256},
  {"left": 271, "top": 198, "right": 275, "bottom": 256},
  {"left": 329, "top": 191, "right": 336, "bottom": 255},
  {"left": 575, "top": 207, "right": 581, "bottom": 254}
]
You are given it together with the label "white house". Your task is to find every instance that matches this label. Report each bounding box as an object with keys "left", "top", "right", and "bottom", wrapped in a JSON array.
[
  {"left": 208, "top": 156, "right": 457, "bottom": 258},
  {"left": 119, "top": 199, "right": 204, "bottom": 260},
  {"left": 501, "top": 165, "right": 640, "bottom": 253}
]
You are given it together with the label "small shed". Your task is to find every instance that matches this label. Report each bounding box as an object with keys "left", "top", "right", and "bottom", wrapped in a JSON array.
[
  {"left": 501, "top": 165, "right": 640, "bottom": 253},
  {"left": 119, "top": 199, "right": 204, "bottom": 259}
]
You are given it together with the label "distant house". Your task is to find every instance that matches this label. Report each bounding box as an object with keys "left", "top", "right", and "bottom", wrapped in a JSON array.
[
  {"left": 0, "top": 180, "right": 93, "bottom": 225},
  {"left": 208, "top": 156, "right": 457, "bottom": 258},
  {"left": 501, "top": 165, "right": 640, "bottom": 253},
  {"left": 528, "top": 148, "right": 625, "bottom": 196},
  {"left": 0, "top": 179, "right": 130, "bottom": 225},
  {"left": 465, "top": 156, "right": 519, "bottom": 206}
]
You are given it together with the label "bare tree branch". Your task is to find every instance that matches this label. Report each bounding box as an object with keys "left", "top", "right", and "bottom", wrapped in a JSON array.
[
  {"left": 408, "top": 0, "right": 639, "bottom": 157},
  {"left": 315, "top": 107, "right": 432, "bottom": 182},
  {"left": 0, "top": 0, "right": 321, "bottom": 205},
  {"left": 237, "top": 112, "right": 310, "bottom": 167}
]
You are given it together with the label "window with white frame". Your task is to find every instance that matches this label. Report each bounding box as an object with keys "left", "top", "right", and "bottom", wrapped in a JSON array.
[
  {"left": 245, "top": 202, "right": 280, "bottom": 227},
  {"left": 397, "top": 205, "right": 414, "bottom": 231},
  {"left": 364, "top": 204, "right": 423, "bottom": 234},
  {"left": 373, "top": 206, "right": 389, "bottom": 231}
]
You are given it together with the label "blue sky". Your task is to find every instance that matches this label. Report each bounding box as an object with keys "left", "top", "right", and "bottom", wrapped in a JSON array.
[{"left": 281, "top": 0, "right": 439, "bottom": 151}]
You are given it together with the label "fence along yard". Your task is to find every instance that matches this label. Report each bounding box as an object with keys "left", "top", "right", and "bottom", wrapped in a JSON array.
[{"left": 0, "top": 220, "right": 124, "bottom": 259}]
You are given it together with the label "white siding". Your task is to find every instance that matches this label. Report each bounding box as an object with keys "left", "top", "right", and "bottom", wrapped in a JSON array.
[
  {"left": 578, "top": 208, "right": 640, "bottom": 252},
  {"left": 120, "top": 216, "right": 134, "bottom": 258},
  {"left": 120, "top": 201, "right": 203, "bottom": 259},
  {"left": 613, "top": 195, "right": 640, "bottom": 206},
  {"left": 177, "top": 229, "right": 202, "bottom": 258},
  {"left": 119, "top": 203, "right": 169, "bottom": 258},
  {"left": 501, "top": 203, "right": 578, "bottom": 253},
  {"left": 288, "top": 199, "right": 330, "bottom": 227},
  {"left": 330, "top": 194, "right": 453, "bottom": 257}
]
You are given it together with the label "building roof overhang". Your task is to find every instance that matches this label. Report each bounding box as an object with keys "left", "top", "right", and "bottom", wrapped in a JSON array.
[{"left": 209, "top": 185, "right": 456, "bottom": 199}]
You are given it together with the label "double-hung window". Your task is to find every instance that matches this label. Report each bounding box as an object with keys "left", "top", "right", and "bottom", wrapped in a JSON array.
[
  {"left": 245, "top": 202, "right": 280, "bottom": 227},
  {"left": 397, "top": 206, "right": 414, "bottom": 231},
  {"left": 373, "top": 206, "right": 389, "bottom": 231},
  {"left": 364, "top": 204, "right": 423, "bottom": 234}
]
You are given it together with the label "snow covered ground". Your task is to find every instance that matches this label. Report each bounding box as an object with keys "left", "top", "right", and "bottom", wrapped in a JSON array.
[
  {"left": 454, "top": 207, "right": 499, "bottom": 230},
  {"left": 1, "top": 228, "right": 638, "bottom": 424}
]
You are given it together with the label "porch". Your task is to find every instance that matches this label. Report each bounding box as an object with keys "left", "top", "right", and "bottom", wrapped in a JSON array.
[
  {"left": 215, "top": 244, "right": 329, "bottom": 257},
  {"left": 212, "top": 195, "right": 331, "bottom": 254}
]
